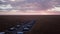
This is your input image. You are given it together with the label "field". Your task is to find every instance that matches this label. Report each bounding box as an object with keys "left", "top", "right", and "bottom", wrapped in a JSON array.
[{"left": 0, "top": 15, "right": 60, "bottom": 34}]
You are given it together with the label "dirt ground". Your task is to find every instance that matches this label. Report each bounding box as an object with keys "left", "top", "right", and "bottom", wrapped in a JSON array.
[{"left": 0, "top": 15, "right": 60, "bottom": 34}]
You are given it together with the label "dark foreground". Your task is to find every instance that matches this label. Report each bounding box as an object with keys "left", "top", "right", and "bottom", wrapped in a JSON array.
[{"left": 0, "top": 15, "right": 60, "bottom": 34}]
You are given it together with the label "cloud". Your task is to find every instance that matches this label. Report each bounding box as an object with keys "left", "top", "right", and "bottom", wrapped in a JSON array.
[{"left": 0, "top": 0, "right": 60, "bottom": 11}]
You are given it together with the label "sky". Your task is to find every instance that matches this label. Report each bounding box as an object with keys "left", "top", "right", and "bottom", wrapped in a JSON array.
[{"left": 0, "top": 0, "right": 60, "bottom": 15}]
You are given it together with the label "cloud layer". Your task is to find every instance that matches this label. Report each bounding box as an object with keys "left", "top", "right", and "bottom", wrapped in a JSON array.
[{"left": 0, "top": 0, "right": 60, "bottom": 11}]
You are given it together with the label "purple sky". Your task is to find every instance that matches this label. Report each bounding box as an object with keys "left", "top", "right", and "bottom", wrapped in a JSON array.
[
  {"left": 0, "top": 0, "right": 60, "bottom": 15},
  {"left": 0, "top": 0, "right": 60, "bottom": 11}
]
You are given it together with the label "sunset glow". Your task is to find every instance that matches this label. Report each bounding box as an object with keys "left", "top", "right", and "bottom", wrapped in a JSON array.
[{"left": 10, "top": 0, "right": 16, "bottom": 1}]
